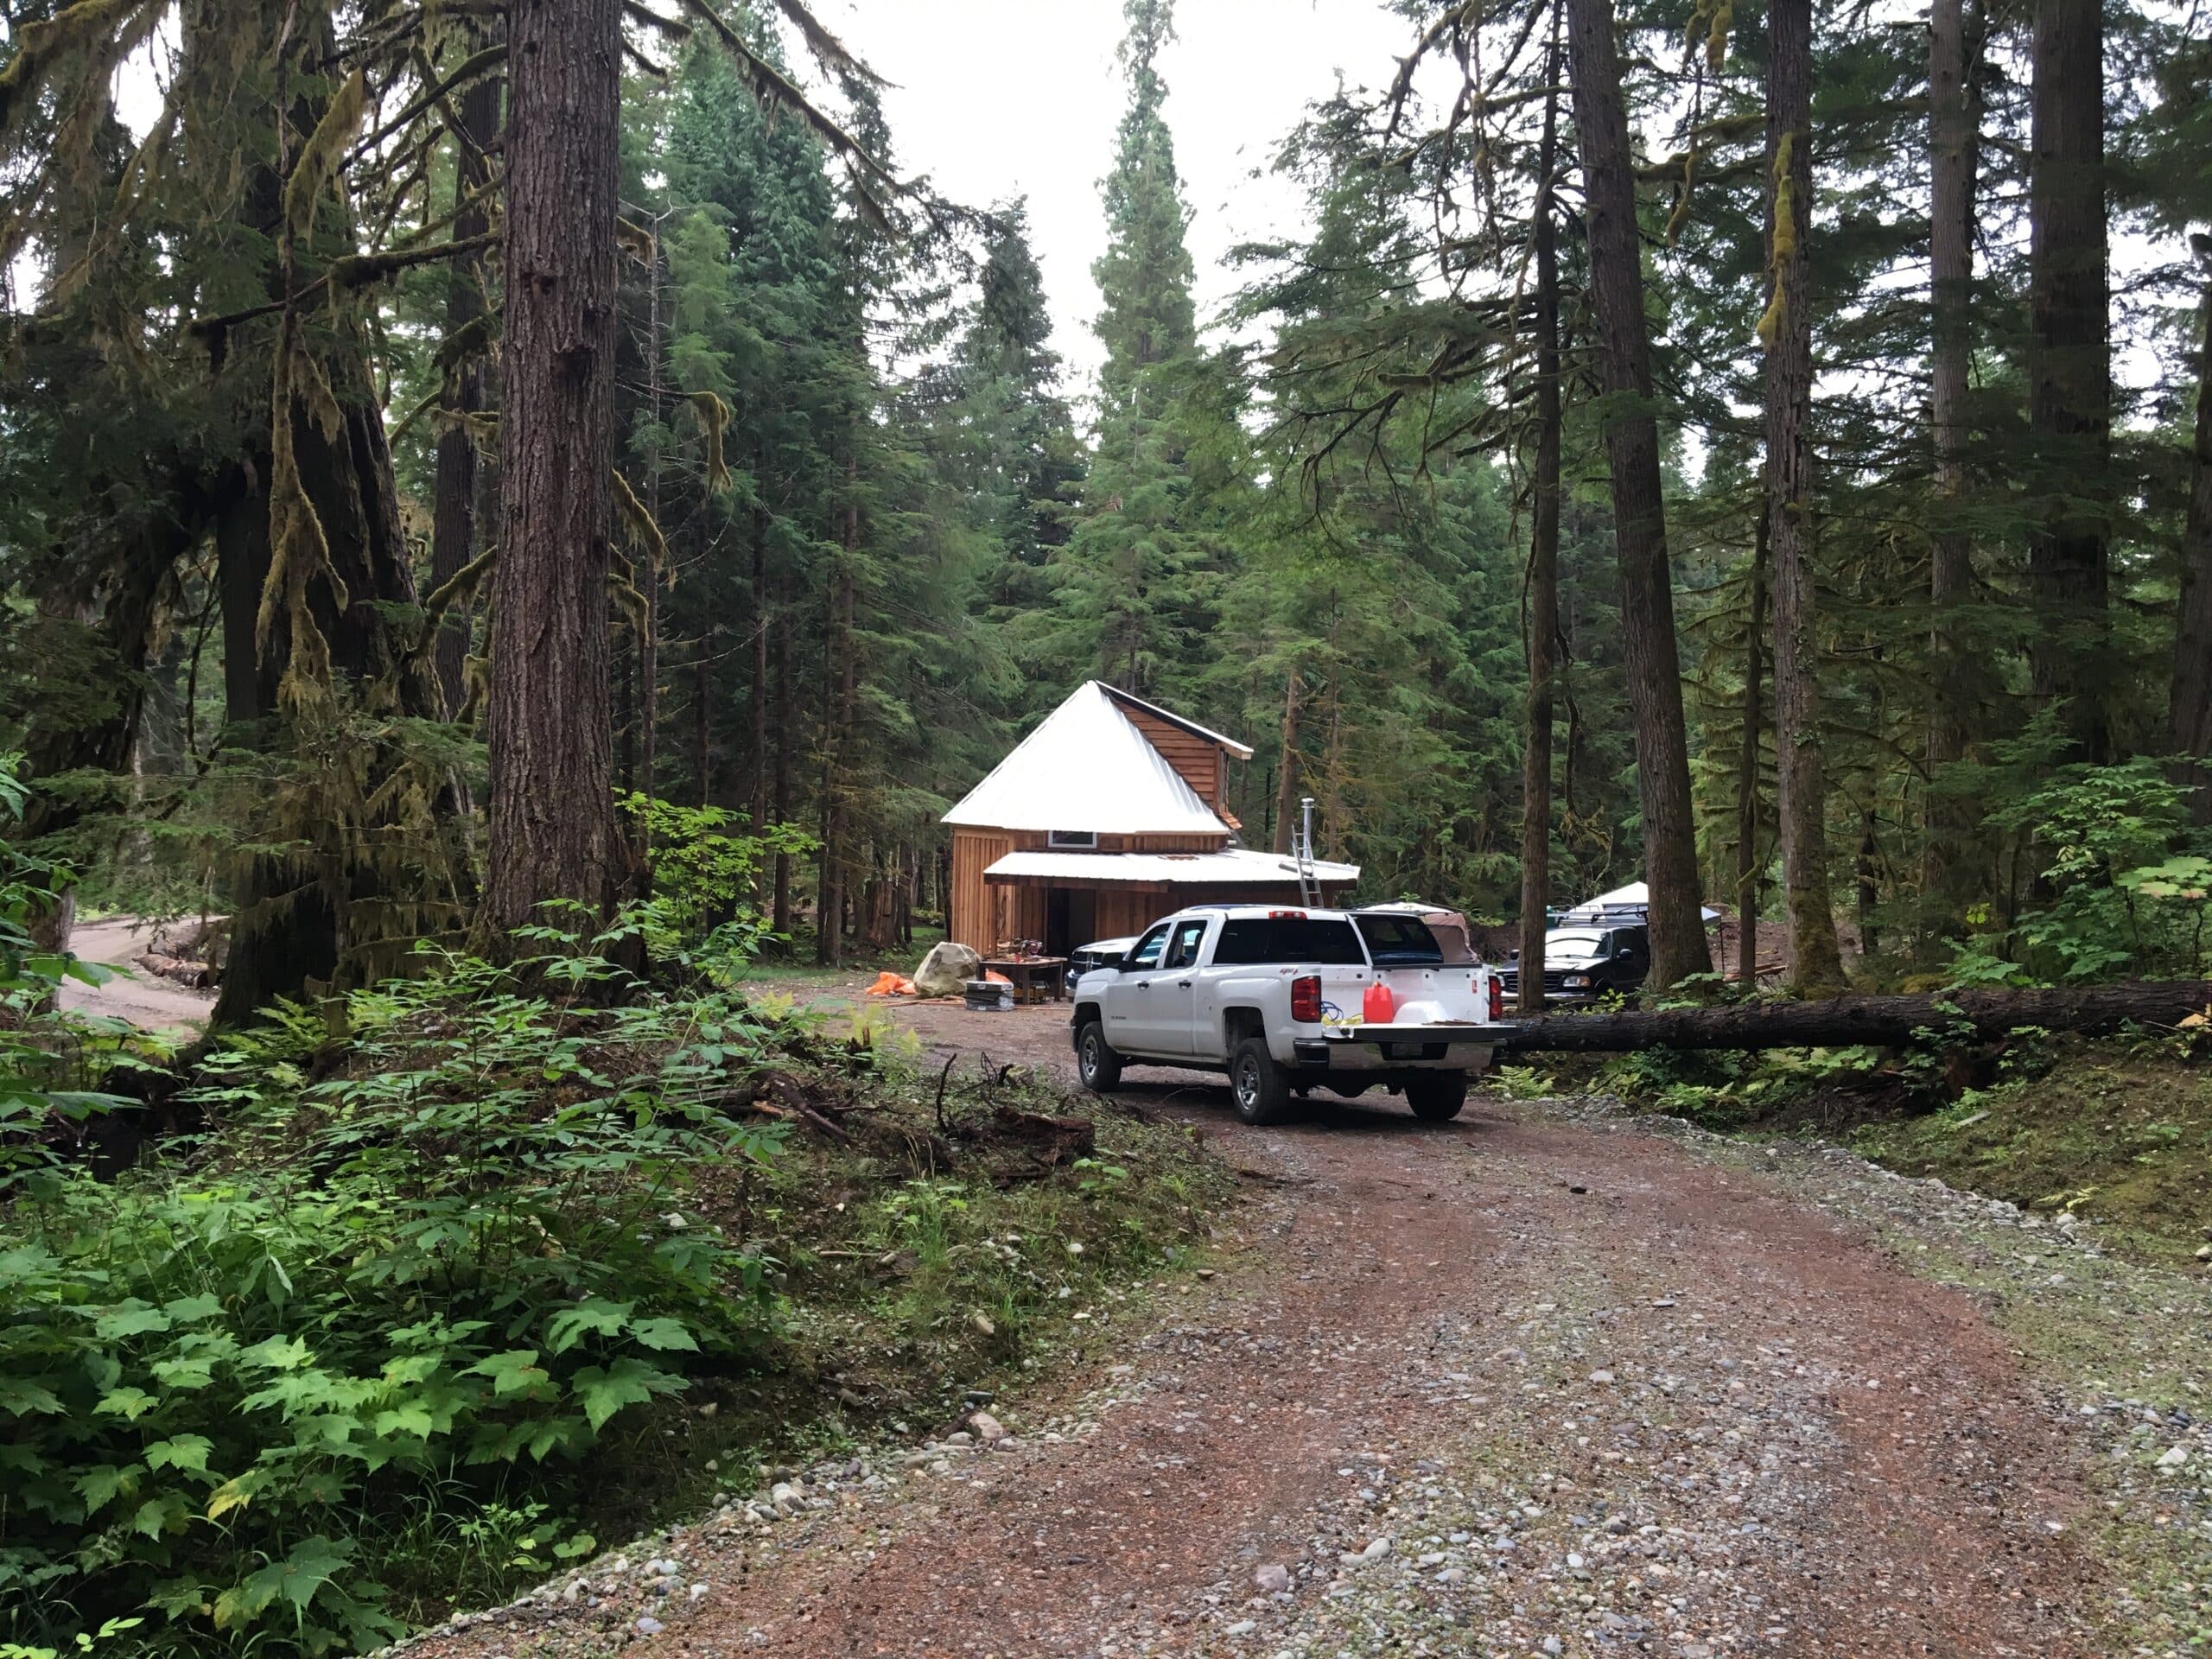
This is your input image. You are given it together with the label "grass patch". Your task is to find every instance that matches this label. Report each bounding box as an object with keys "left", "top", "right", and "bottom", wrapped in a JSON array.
[{"left": 1850, "top": 1040, "right": 2212, "bottom": 1265}]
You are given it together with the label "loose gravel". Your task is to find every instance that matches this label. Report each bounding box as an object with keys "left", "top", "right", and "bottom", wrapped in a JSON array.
[{"left": 385, "top": 1068, "right": 2211, "bottom": 1659}]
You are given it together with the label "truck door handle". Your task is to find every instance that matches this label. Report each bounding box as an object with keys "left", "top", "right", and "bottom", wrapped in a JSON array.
[
  {"left": 1176, "top": 979, "right": 1193, "bottom": 988},
  {"left": 1135, "top": 981, "right": 1149, "bottom": 991}
]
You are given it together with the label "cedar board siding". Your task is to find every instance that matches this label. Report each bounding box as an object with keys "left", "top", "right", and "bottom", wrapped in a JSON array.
[
  {"left": 949, "top": 830, "right": 1016, "bottom": 953},
  {"left": 1120, "top": 706, "right": 1225, "bottom": 808},
  {"left": 948, "top": 827, "right": 1232, "bottom": 950}
]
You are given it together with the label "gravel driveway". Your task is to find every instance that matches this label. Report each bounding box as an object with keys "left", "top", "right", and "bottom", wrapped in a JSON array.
[{"left": 394, "top": 993, "right": 2211, "bottom": 1658}]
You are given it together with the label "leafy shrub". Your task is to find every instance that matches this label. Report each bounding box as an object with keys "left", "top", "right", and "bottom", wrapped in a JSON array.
[
  {"left": 617, "top": 795, "right": 815, "bottom": 962},
  {"left": 1976, "top": 758, "right": 2212, "bottom": 982},
  {"left": 0, "top": 941, "right": 791, "bottom": 1656}
]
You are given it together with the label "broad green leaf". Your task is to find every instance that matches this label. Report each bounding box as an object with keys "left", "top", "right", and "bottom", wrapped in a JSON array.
[
  {"left": 569, "top": 1357, "right": 681, "bottom": 1431},
  {"left": 0, "top": 1379, "right": 65, "bottom": 1417},
  {"left": 371, "top": 1405, "right": 435, "bottom": 1440},
  {"left": 238, "top": 1334, "right": 311, "bottom": 1371},
  {"left": 544, "top": 1298, "right": 632, "bottom": 1355},
  {"left": 130, "top": 1495, "right": 181, "bottom": 1540},
  {"left": 76, "top": 1463, "right": 139, "bottom": 1515},
  {"left": 146, "top": 1435, "right": 213, "bottom": 1473},
  {"left": 93, "top": 1387, "right": 158, "bottom": 1421},
  {"left": 245, "top": 1535, "right": 351, "bottom": 1615},
  {"left": 162, "top": 1293, "right": 225, "bottom": 1323},
  {"left": 626, "top": 1316, "right": 699, "bottom": 1352},
  {"left": 150, "top": 1357, "right": 216, "bottom": 1391},
  {"left": 92, "top": 1303, "right": 172, "bottom": 1341},
  {"left": 464, "top": 1349, "right": 551, "bottom": 1397}
]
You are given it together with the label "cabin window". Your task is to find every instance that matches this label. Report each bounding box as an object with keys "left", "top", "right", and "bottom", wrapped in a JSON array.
[{"left": 1046, "top": 830, "right": 1097, "bottom": 849}]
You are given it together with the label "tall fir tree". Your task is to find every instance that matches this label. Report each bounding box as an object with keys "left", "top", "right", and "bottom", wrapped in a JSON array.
[{"left": 1047, "top": 0, "right": 1217, "bottom": 701}]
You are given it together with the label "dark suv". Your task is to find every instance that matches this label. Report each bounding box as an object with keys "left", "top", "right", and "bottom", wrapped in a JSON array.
[{"left": 1497, "top": 924, "right": 1649, "bottom": 1006}]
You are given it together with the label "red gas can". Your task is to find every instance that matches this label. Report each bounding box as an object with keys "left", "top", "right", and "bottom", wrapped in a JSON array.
[{"left": 1362, "top": 980, "right": 1396, "bottom": 1026}]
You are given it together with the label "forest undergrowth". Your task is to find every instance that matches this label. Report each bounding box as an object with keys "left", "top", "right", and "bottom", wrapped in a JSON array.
[{"left": 0, "top": 816, "right": 1228, "bottom": 1658}]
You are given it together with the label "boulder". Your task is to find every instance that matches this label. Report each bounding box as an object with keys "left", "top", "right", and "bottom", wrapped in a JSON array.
[{"left": 912, "top": 941, "right": 982, "bottom": 997}]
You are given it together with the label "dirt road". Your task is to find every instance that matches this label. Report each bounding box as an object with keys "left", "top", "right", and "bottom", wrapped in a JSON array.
[
  {"left": 55, "top": 916, "right": 214, "bottom": 1031},
  {"left": 401, "top": 995, "right": 2207, "bottom": 1658}
]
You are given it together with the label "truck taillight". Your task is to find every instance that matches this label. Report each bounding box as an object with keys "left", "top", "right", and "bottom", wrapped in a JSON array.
[
  {"left": 1488, "top": 973, "right": 1504, "bottom": 1021},
  {"left": 1291, "top": 975, "right": 1322, "bottom": 1022}
]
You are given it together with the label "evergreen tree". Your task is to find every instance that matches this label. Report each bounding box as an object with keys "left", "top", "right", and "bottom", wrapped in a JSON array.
[
  {"left": 953, "top": 203, "right": 1086, "bottom": 599},
  {"left": 1049, "top": 0, "right": 1217, "bottom": 700}
]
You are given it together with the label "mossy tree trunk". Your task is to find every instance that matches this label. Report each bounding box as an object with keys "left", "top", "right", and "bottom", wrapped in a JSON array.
[{"left": 1764, "top": 0, "right": 1845, "bottom": 994}]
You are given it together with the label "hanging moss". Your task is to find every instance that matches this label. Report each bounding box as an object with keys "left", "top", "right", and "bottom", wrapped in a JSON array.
[
  {"left": 0, "top": 0, "right": 149, "bottom": 137},
  {"left": 1682, "top": 0, "right": 1729, "bottom": 67},
  {"left": 1756, "top": 131, "right": 1799, "bottom": 352},
  {"left": 688, "top": 390, "right": 734, "bottom": 493},
  {"left": 283, "top": 69, "right": 368, "bottom": 243}
]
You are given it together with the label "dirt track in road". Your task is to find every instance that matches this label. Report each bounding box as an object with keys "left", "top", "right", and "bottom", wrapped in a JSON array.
[
  {"left": 403, "top": 995, "right": 2141, "bottom": 1658},
  {"left": 56, "top": 916, "right": 214, "bottom": 1030}
]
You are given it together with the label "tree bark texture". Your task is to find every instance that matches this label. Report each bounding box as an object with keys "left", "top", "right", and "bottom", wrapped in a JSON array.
[
  {"left": 1499, "top": 980, "right": 2212, "bottom": 1052},
  {"left": 1764, "top": 0, "right": 1844, "bottom": 993},
  {"left": 213, "top": 378, "right": 438, "bottom": 1025},
  {"left": 770, "top": 582, "right": 795, "bottom": 946},
  {"left": 1564, "top": 0, "right": 1712, "bottom": 992},
  {"left": 815, "top": 516, "right": 857, "bottom": 966},
  {"left": 484, "top": 0, "right": 628, "bottom": 938},
  {"left": 1925, "top": 0, "right": 1982, "bottom": 905},
  {"left": 2173, "top": 267, "right": 2212, "bottom": 824},
  {"left": 1736, "top": 509, "right": 1768, "bottom": 985},
  {"left": 750, "top": 450, "right": 771, "bottom": 818},
  {"left": 1519, "top": 52, "right": 1565, "bottom": 1018},
  {"left": 2026, "top": 0, "right": 2111, "bottom": 764},
  {"left": 428, "top": 40, "right": 500, "bottom": 720},
  {"left": 640, "top": 227, "right": 663, "bottom": 836}
]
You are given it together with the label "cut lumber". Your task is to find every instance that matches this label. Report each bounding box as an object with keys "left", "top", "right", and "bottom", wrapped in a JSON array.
[{"left": 1498, "top": 981, "right": 2212, "bottom": 1052}]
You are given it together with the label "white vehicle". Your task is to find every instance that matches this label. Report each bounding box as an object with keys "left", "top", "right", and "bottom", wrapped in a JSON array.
[{"left": 1069, "top": 905, "right": 1513, "bottom": 1125}]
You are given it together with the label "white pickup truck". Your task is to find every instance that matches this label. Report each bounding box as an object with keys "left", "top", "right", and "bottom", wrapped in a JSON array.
[{"left": 1069, "top": 905, "right": 1514, "bottom": 1125}]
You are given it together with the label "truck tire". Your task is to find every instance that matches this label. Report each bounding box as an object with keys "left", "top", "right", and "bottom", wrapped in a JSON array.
[
  {"left": 1076, "top": 1021, "right": 1123, "bottom": 1093},
  {"left": 1406, "top": 1072, "right": 1468, "bottom": 1122},
  {"left": 1230, "top": 1038, "right": 1292, "bottom": 1126}
]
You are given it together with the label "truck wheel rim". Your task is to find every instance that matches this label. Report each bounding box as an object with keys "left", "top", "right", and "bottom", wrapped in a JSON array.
[
  {"left": 1235, "top": 1058, "right": 1259, "bottom": 1111},
  {"left": 1083, "top": 1033, "right": 1101, "bottom": 1079}
]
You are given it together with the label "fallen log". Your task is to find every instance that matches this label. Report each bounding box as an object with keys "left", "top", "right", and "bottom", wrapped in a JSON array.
[{"left": 1497, "top": 980, "right": 2212, "bottom": 1052}]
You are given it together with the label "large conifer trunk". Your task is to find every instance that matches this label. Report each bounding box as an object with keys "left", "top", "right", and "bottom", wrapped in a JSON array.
[
  {"left": 1562, "top": 0, "right": 1712, "bottom": 992},
  {"left": 1763, "top": 0, "right": 1843, "bottom": 992},
  {"left": 1518, "top": 42, "right": 1565, "bottom": 1016},
  {"left": 1925, "top": 0, "right": 1982, "bottom": 904},
  {"left": 2174, "top": 276, "right": 2212, "bottom": 824},
  {"left": 484, "top": 0, "right": 627, "bottom": 938},
  {"left": 1735, "top": 510, "right": 1768, "bottom": 984},
  {"left": 2026, "top": 0, "right": 2110, "bottom": 763}
]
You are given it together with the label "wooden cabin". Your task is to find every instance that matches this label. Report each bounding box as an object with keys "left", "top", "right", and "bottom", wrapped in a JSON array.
[{"left": 942, "top": 682, "right": 1359, "bottom": 955}]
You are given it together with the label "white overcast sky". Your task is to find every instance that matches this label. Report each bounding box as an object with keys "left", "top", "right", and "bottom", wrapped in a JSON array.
[{"left": 813, "top": 0, "right": 1415, "bottom": 397}]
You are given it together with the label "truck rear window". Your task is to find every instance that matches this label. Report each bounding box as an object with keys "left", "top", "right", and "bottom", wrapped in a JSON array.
[
  {"left": 1212, "top": 918, "right": 1366, "bottom": 965},
  {"left": 1354, "top": 914, "right": 1445, "bottom": 964}
]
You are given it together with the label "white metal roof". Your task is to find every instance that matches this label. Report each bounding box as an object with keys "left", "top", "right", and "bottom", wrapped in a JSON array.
[
  {"left": 1565, "top": 880, "right": 1720, "bottom": 923},
  {"left": 944, "top": 681, "right": 1235, "bottom": 835},
  {"left": 982, "top": 848, "right": 1361, "bottom": 887}
]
